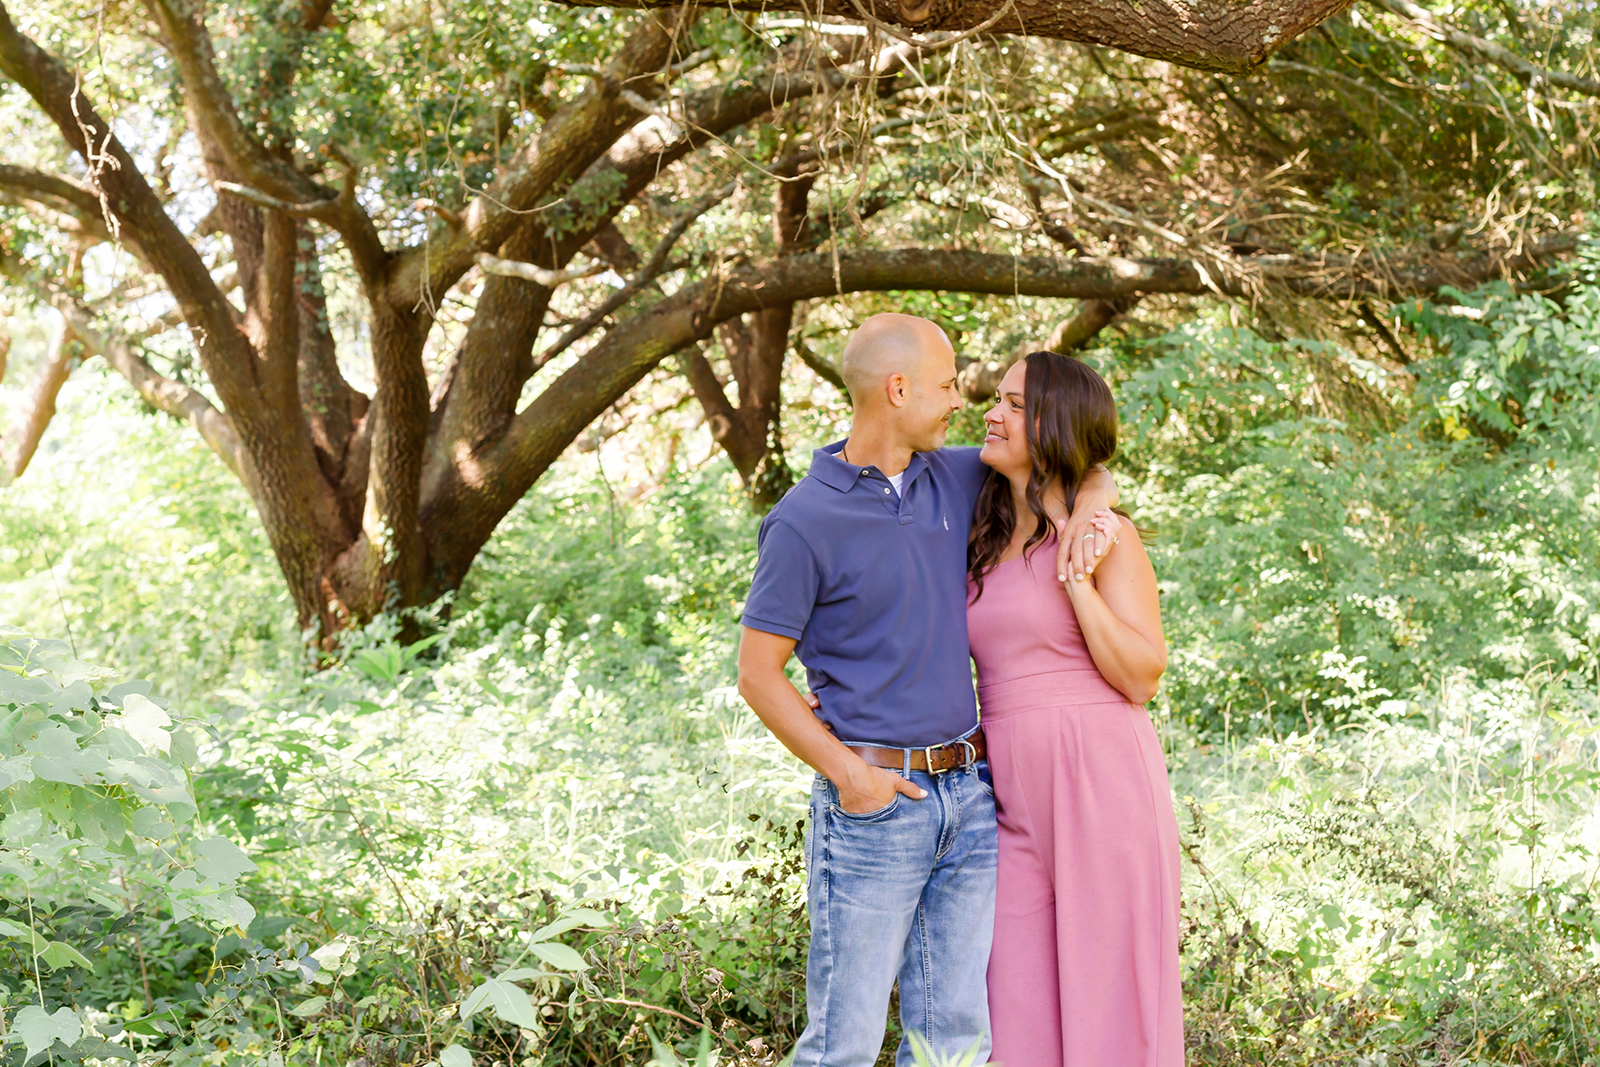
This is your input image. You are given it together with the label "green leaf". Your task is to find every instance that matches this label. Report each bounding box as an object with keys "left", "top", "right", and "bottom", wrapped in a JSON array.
[
  {"left": 0, "top": 672, "right": 52, "bottom": 704},
  {"left": 289, "top": 996, "right": 329, "bottom": 1017},
  {"left": 117, "top": 693, "right": 172, "bottom": 755},
  {"left": 41, "top": 940, "right": 94, "bottom": 970},
  {"left": 11, "top": 1005, "right": 82, "bottom": 1059},
  {"left": 528, "top": 908, "right": 608, "bottom": 943},
  {"left": 459, "top": 978, "right": 541, "bottom": 1028},
  {"left": 529, "top": 941, "right": 589, "bottom": 972},
  {"left": 193, "top": 836, "right": 257, "bottom": 883},
  {"left": 439, "top": 1045, "right": 473, "bottom": 1067}
]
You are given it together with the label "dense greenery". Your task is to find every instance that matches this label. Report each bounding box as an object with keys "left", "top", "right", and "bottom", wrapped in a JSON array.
[{"left": 3, "top": 262, "right": 1598, "bottom": 1065}]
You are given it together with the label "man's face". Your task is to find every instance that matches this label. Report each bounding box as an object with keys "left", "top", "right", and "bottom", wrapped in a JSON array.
[{"left": 900, "top": 333, "right": 964, "bottom": 453}]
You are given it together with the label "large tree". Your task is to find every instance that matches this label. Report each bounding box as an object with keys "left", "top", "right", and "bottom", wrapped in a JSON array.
[{"left": 0, "top": 0, "right": 1592, "bottom": 637}]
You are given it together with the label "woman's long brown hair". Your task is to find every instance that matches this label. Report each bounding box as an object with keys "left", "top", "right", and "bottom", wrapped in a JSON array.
[{"left": 968, "top": 351, "right": 1119, "bottom": 600}]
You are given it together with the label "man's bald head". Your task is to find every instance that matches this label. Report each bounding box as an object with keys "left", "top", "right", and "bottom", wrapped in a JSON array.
[
  {"left": 840, "top": 313, "right": 955, "bottom": 408},
  {"left": 837, "top": 313, "right": 963, "bottom": 455}
]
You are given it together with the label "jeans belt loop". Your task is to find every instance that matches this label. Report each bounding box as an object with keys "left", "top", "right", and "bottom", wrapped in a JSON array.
[{"left": 902, "top": 747, "right": 912, "bottom": 777}]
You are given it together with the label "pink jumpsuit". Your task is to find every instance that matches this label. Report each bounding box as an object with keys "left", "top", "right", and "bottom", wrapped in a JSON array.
[{"left": 967, "top": 545, "right": 1184, "bottom": 1067}]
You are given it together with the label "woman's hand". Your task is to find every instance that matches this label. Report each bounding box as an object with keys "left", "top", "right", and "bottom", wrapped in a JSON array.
[
  {"left": 1055, "top": 468, "right": 1119, "bottom": 584},
  {"left": 1060, "top": 514, "right": 1166, "bottom": 704}
]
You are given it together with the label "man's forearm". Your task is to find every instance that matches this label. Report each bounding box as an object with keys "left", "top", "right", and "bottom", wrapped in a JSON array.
[
  {"left": 738, "top": 669, "right": 868, "bottom": 787},
  {"left": 1083, "top": 464, "right": 1119, "bottom": 509}
]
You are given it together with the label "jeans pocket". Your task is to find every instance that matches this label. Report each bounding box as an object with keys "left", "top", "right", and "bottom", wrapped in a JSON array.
[
  {"left": 833, "top": 793, "right": 901, "bottom": 822},
  {"left": 973, "top": 761, "right": 995, "bottom": 798}
]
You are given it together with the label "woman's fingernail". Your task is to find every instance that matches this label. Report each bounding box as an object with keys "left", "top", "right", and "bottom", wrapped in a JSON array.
[
  {"left": 918, "top": 789, "right": 928, "bottom": 798},
  {"left": 1058, "top": 573, "right": 1066, "bottom": 582}
]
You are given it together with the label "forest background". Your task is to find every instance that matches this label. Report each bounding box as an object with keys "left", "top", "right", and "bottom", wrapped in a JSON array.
[{"left": 2, "top": 0, "right": 1599, "bottom": 1063}]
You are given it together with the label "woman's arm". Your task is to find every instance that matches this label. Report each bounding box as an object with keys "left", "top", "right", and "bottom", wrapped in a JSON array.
[
  {"left": 1063, "top": 514, "right": 1167, "bottom": 704},
  {"left": 1055, "top": 465, "right": 1119, "bottom": 583}
]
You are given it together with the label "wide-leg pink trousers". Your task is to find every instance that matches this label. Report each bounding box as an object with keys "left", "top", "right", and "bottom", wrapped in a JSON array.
[{"left": 982, "top": 670, "right": 1184, "bottom": 1067}]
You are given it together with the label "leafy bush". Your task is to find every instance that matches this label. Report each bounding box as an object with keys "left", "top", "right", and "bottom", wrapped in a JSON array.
[{"left": 1, "top": 628, "right": 255, "bottom": 1065}]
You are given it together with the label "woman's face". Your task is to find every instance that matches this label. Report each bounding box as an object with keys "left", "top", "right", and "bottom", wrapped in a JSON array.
[{"left": 979, "top": 361, "right": 1030, "bottom": 478}]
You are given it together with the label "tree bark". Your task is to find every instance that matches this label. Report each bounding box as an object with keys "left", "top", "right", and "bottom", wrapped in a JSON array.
[
  {"left": 1, "top": 315, "right": 75, "bottom": 482},
  {"left": 564, "top": 0, "right": 1357, "bottom": 74}
]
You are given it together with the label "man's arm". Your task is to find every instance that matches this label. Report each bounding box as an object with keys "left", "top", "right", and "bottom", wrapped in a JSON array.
[
  {"left": 737, "top": 627, "right": 927, "bottom": 814},
  {"left": 1055, "top": 465, "right": 1120, "bottom": 583}
]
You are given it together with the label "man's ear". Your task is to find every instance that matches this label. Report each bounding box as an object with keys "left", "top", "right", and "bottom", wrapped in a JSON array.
[{"left": 886, "top": 372, "right": 908, "bottom": 408}]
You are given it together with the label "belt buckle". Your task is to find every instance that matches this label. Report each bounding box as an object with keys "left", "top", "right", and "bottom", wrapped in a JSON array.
[{"left": 925, "top": 739, "right": 977, "bottom": 775}]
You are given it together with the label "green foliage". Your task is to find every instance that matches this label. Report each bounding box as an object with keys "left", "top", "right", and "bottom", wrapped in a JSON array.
[
  {"left": 1104, "top": 294, "right": 1599, "bottom": 737},
  {"left": 0, "top": 629, "right": 255, "bottom": 1066}
]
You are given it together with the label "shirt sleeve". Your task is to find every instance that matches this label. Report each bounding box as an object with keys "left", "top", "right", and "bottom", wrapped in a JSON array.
[
  {"left": 942, "top": 446, "right": 992, "bottom": 510},
  {"left": 740, "top": 516, "right": 820, "bottom": 641}
]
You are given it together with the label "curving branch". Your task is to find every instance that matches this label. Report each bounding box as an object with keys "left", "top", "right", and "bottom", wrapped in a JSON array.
[
  {"left": 1, "top": 313, "right": 75, "bottom": 482},
  {"left": 1368, "top": 0, "right": 1600, "bottom": 99},
  {"left": 0, "top": 164, "right": 104, "bottom": 219},
  {"left": 556, "top": 0, "right": 1358, "bottom": 74},
  {"left": 0, "top": 0, "right": 253, "bottom": 416},
  {"left": 54, "top": 297, "right": 247, "bottom": 479},
  {"left": 535, "top": 181, "right": 735, "bottom": 368},
  {"left": 474, "top": 253, "right": 606, "bottom": 288},
  {"left": 139, "top": 0, "right": 388, "bottom": 284},
  {"left": 387, "top": 8, "right": 696, "bottom": 310},
  {"left": 490, "top": 234, "right": 1580, "bottom": 494}
]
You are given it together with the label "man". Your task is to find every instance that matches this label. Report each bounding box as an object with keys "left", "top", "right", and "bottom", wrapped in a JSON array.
[{"left": 737, "top": 314, "right": 1116, "bottom": 1066}]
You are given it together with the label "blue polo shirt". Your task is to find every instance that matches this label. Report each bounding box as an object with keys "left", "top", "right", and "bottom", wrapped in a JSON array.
[{"left": 741, "top": 443, "right": 990, "bottom": 748}]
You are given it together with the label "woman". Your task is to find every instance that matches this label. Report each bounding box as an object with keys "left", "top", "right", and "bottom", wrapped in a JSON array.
[{"left": 967, "top": 351, "right": 1182, "bottom": 1067}]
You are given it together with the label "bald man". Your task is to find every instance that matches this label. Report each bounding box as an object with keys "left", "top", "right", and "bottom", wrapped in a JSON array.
[{"left": 737, "top": 314, "right": 1116, "bottom": 1066}]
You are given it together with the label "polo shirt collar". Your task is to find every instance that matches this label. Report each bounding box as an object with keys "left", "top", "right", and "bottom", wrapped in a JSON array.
[
  {"left": 809, "top": 441, "right": 860, "bottom": 492},
  {"left": 808, "top": 440, "right": 931, "bottom": 493}
]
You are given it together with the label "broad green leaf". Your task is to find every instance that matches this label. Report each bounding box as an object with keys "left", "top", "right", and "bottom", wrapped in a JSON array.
[
  {"left": 439, "top": 1045, "right": 473, "bottom": 1067},
  {"left": 117, "top": 693, "right": 172, "bottom": 755},
  {"left": 459, "top": 978, "right": 541, "bottom": 1028},
  {"left": 193, "top": 836, "right": 257, "bottom": 882},
  {"left": 0, "top": 672, "right": 52, "bottom": 704},
  {"left": 528, "top": 908, "right": 609, "bottom": 943},
  {"left": 289, "top": 996, "right": 329, "bottom": 1017},
  {"left": 497, "top": 967, "right": 543, "bottom": 983},
  {"left": 41, "top": 940, "right": 94, "bottom": 969},
  {"left": 529, "top": 941, "right": 589, "bottom": 972},
  {"left": 0, "top": 755, "right": 34, "bottom": 789},
  {"left": 11, "top": 1005, "right": 82, "bottom": 1059}
]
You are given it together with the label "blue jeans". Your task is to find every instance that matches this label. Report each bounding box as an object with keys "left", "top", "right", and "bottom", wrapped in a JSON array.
[{"left": 793, "top": 760, "right": 999, "bottom": 1067}]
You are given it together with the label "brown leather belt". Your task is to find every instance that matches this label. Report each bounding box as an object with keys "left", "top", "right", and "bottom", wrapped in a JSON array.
[{"left": 846, "top": 730, "right": 986, "bottom": 774}]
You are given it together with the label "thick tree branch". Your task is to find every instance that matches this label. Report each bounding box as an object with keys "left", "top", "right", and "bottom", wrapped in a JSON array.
[
  {"left": 0, "top": 164, "right": 105, "bottom": 221},
  {"left": 559, "top": 0, "right": 1357, "bottom": 73},
  {"left": 535, "top": 181, "right": 734, "bottom": 369},
  {"left": 55, "top": 299, "right": 247, "bottom": 478},
  {"left": 1, "top": 315, "right": 75, "bottom": 482},
  {"left": 0, "top": 1, "right": 257, "bottom": 418},
  {"left": 958, "top": 295, "right": 1141, "bottom": 400},
  {"left": 491, "top": 234, "right": 1578, "bottom": 493},
  {"left": 140, "top": 0, "right": 388, "bottom": 284},
  {"left": 388, "top": 9, "right": 695, "bottom": 309},
  {"left": 1369, "top": 0, "right": 1600, "bottom": 99}
]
